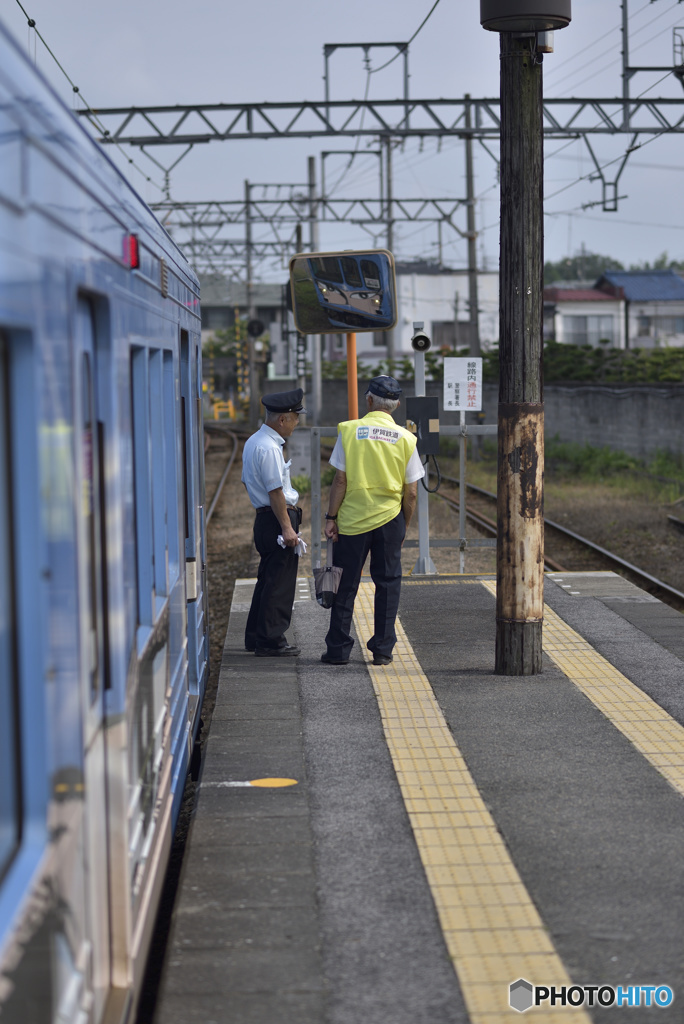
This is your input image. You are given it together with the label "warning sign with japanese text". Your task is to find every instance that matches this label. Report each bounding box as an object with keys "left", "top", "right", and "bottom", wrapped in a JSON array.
[{"left": 443, "top": 357, "right": 483, "bottom": 412}]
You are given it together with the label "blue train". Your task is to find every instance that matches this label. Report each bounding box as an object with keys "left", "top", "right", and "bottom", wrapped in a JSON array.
[{"left": 0, "top": 20, "right": 207, "bottom": 1024}]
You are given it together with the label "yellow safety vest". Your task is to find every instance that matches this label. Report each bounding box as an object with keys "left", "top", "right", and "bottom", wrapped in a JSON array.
[{"left": 337, "top": 410, "right": 417, "bottom": 535}]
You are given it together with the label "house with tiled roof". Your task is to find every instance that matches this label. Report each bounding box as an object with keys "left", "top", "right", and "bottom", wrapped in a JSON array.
[
  {"left": 544, "top": 270, "right": 684, "bottom": 349},
  {"left": 595, "top": 270, "right": 684, "bottom": 348}
]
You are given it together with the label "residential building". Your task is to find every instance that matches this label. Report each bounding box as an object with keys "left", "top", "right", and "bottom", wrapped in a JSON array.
[{"left": 544, "top": 270, "right": 684, "bottom": 349}]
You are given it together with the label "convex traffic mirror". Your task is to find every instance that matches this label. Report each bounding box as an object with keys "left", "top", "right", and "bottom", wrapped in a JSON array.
[{"left": 289, "top": 249, "right": 397, "bottom": 335}]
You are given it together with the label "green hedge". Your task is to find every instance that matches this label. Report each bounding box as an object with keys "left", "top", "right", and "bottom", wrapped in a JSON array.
[{"left": 321, "top": 344, "right": 684, "bottom": 384}]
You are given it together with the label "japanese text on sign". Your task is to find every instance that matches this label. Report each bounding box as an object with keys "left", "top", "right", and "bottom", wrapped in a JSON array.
[{"left": 443, "top": 357, "right": 482, "bottom": 412}]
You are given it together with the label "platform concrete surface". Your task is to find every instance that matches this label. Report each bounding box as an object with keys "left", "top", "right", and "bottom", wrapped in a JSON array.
[{"left": 154, "top": 571, "right": 684, "bottom": 1024}]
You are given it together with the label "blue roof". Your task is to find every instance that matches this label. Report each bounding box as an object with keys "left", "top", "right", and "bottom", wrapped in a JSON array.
[{"left": 596, "top": 270, "right": 684, "bottom": 301}]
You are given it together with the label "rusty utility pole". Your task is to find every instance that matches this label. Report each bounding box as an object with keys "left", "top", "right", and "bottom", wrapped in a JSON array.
[
  {"left": 480, "top": 0, "right": 571, "bottom": 675},
  {"left": 496, "top": 31, "right": 545, "bottom": 675}
]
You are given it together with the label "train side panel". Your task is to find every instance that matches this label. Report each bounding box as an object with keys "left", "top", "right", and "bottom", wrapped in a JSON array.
[{"left": 0, "top": 20, "right": 207, "bottom": 1024}]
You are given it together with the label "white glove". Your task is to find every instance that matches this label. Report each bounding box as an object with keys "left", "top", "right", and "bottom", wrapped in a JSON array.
[{"left": 277, "top": 532, "right": 307, "bottom": 556}]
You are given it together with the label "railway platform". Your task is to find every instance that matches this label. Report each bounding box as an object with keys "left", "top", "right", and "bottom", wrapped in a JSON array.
[{"left": 154, "top": 570, "right": 684, "bottom": 1024}]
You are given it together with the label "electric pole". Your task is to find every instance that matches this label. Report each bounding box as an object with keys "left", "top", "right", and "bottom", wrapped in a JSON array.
[{"left": 481, "top": 0, "right": 572, "bottom": 676}]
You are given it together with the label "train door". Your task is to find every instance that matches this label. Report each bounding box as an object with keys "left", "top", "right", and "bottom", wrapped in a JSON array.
[
  {"left": 75, "top": 298, "right": 112, "bottom": 1022},
  {"left": 180, "top": 330, "right": 208, "bottom": 702}
]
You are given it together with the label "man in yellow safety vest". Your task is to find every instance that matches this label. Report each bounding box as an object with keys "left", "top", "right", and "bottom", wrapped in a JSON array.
[{"left": 322, "top": 375, "right": 425, "bottom": 666}]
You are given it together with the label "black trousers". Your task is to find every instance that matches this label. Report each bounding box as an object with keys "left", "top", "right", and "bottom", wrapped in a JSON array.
[
  {"left": 245, "top": 507, "right": 300, "bottom": 650},
  {"left": 324, "top": 511, "right": 405, "bottom": 661}
]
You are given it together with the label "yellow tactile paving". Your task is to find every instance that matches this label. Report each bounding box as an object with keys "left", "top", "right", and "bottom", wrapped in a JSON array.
[
  {"left": 480, "top": 580, "right": 684, "bottom": 798},
  {"left": 353, "top": 581, "right": 590, "bottom": 1024}
]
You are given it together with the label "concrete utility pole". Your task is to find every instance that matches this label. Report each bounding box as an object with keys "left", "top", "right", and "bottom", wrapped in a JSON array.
[{"left": 481, "top": 0, "right": 571, "bottom": 676}]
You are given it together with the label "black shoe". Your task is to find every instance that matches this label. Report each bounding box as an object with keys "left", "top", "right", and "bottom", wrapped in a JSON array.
[
  {"left": 255, "top": 644, "right": 301, "bottom": 657},
  {"left": 372, "top": 654, "right": 393, "bottom": 666},
  {"left": 245, "top": 645, "right": 256, "bottom": 652},
  {"left": 321, "top": 652, "right": 349, "bottom": 665}
]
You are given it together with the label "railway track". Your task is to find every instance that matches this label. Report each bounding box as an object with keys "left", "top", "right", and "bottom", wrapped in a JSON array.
[
  {"left": 436, "top": 474, "right": 684, "bottom": 612},
  {"left": 204, "top": 425, "right": 240, "bottom": 524}
]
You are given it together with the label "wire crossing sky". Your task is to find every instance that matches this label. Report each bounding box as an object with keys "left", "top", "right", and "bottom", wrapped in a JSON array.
[{"left": 6, "top": 0, "right": 684, "bottom": 278}]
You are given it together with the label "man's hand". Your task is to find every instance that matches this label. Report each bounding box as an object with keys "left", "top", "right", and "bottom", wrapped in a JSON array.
[
  {"left": 402, "top": 481, "right": 418, "bottom": 534},
  {"left": 268, "top": 487, "right": 298, "bottom": 547},
  {"left": 324, "top": 470, "right": 346, "bottom": 544},
  {"left": 280, "top": 523, "right": 299, "bottom": 548}
]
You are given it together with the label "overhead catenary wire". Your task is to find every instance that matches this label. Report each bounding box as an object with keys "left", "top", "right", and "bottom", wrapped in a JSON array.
[
  {"left": 369, "top": 0, "right": 443, "bottom": 75},
  {"left": 13, "top": 0, "right": 164, "bottom": 193}
]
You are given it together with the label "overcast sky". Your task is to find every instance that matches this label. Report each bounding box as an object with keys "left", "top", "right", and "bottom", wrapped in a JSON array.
[{"left": 5, "top": 0, "right": 684, "bottom": 281}]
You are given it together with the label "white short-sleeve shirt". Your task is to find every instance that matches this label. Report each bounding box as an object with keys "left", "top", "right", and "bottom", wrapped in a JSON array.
[
  {"left": 329, "top": 434, "right": 425, "bottom": 483},
  {"left": 241, "top": 424, "right": 299, "bottom": 508}
]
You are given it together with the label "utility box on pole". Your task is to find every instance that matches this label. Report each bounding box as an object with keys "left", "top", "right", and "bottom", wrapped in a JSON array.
[{"left": 481, "top": 0, "right": 571, "bottom": 675}]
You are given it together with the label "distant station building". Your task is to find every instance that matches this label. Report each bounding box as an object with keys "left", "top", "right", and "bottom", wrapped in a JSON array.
[{"left": 544, "top": 269, "right": 684, "bottom": 349}]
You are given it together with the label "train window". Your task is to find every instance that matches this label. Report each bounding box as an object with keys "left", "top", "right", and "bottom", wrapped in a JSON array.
[
  {"left": 164, "top": 352, "right": 179, "bottom": 581},
  {"left": 180, "top": 332, "right": 191, "bottom": 545},
  {"left": 340, "top": 257, "right": 363, "bottom": 290},
  {"left": 148, "top": 351, "right": 167, "bottom": 599},
  {"left": 0, "top": 336, "right": 21, "bottom": 877},
  {"left": 81, "top": 353, "right": 100, "bottom": 703},
  {"left": 131, "top": 347, "right": 154, "bottom": 626},
  {"left": 311, "top": 257, "right": 344, "bottom": 284},
  {"left": 360, "top": 260, "right": 381, "bottom": 291}
]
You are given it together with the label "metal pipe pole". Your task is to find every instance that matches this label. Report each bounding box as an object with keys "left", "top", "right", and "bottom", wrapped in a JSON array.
[
  {"left": 465, "top": 95, "right": 482, "bottom": 357},
  {"left": 459, "top": 410, "right": 466, "bottom": 573},
  {"left": 496, "top": 33, "right": 545, "bottom": 675},
  {"left": 308, "top": 156, "right": 322, "bottom": 426},
  {"left": 622, "top": 0, "right": 631, "bottom": 130},
  {"left": 412, "top": 349, "right": 437, "bottom": 576},
  {"left": 245, "top": 179, "right": 260, "bottom": 429},
  {"left": 385, "top": 135, "right": 395, "bottom": 363}
]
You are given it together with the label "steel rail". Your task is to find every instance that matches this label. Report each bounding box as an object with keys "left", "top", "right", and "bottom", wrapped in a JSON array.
[
  {"left": 432, "top": 490, "right": 566, "bottom": 573},
  {"left": 441, "top": 474, "right": 684, "bottom": 604},
  {"left": 205, "top": 428, "right": 239, "bottom": 525}
]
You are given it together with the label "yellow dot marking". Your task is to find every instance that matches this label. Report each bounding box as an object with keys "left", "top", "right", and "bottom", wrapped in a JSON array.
[
  {"left": 353, "top": 581, "right": 590, "bottom": 1023},
  {"left": 54, "top": 784, "right": 69, "bottom": 793},
  {"left": 248, "top": 778, "right": 298, "bottom": 788},
  {"left": 481, "top": 579, "right": 684, "bottom": 797}
]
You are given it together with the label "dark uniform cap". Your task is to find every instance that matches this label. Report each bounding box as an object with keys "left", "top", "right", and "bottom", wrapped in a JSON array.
[
  {"left": 261, "top": 387, "right": 307, "bottom": 413},
  {"left": 365, "top": 375, "right": 402, "bottom": 400}
]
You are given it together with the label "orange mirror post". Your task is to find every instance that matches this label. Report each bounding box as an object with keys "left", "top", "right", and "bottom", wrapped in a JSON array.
[{"left": 346, "top": 332, "right": 358, "bottom": 419}]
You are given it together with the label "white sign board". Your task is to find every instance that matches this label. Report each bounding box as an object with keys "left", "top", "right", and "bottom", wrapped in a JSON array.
[
  {"left": 286, "top": 428, "right": 311, "bottom": 478},
  {"left": 443, "top": 357, "right": 483, "bottom": 412}
]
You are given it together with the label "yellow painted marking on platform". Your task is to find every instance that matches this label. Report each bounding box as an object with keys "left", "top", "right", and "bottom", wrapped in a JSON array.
[
  {"left": 404, "top": 578, "right": 486, "bottom": 585},
  {"left": 481, "top": 580, "right": 684, "bottom": 798},
  {"left": 353, "top": 581, "right": 589, "bottom": 1024},
  {"left": 249, "top": 778, "right": 298, "bottom": 788}
]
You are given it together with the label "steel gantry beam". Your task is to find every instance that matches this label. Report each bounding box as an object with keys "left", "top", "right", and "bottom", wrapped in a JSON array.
[
  {"left": 153, "top": 196, "right": 468, "bottom": 229},
  {"left": 78, "top": 96, "right": 684, "bottom": 144}
]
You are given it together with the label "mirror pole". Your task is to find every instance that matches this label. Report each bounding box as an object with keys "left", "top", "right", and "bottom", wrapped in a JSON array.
[{"left": 346, "top": 333, "right": 358, "bottom": 419}]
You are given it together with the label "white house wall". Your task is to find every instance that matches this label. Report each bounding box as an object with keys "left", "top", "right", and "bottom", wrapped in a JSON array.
[{"left": 387, "top": 272, "right": 500, "bottom": 356}]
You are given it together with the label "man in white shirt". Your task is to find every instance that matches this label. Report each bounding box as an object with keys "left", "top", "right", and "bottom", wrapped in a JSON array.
[{"left": 241, "top": 388, "right": 305, "bottom": 657}]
